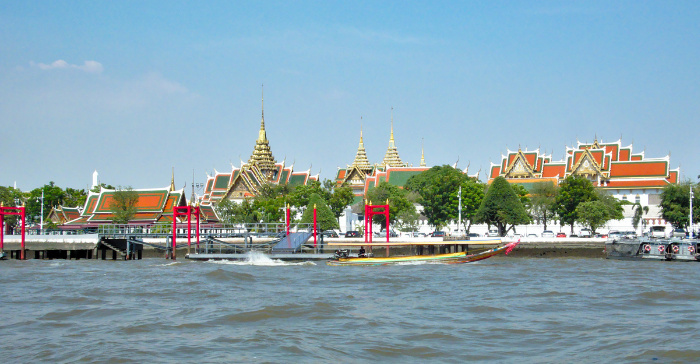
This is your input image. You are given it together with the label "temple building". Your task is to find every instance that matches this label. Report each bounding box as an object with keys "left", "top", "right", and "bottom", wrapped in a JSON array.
[
  {"left": 199, "top": 90, "right": 317, "bottom": 205},
  {"left": 57, "top": 173, "right": 220, "bottom": 228},
  {"left": 335, "top": 113, "right": 479, "bottom": 202},
  {"left": 488, "top": 137, "right": 679, "bottom": 215}
]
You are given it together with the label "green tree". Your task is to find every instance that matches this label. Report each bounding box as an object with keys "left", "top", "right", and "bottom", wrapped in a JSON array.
[
  {"left": 64, "top": 187, "right": 88, "bottom": 207},
  {"left": 405, "top": 165, "right": 468, "bottom": 230},
  {"left": 26, "top": 182, "right": 66, "bottom": 224},
  {"left": 323, "top": 181, "right": 355, "bottom": 225},
  {"left": 365, "top": 181, "right": 415, "bottom": 230},
  {"left": 511, "top": 184, "right": 531, "bottom": 210},
  {"left": 660, "top": 182, "right": 699, "bottom": 229},
  {"left": 300, "top": 193, "right": 339, "bottom": 231},
  {"left": 554, "top": 176, "right": 598, "bottom": 234},
  {"left": 288, "top": 180, "right": 323, "bottom": 212},
  {"left": 458, "top": 178, "right": 486, "bottom": 234},
  {"left": 251, "top": 195, "right": 285, "bottom": 223},
  {"left": 574, "top": 201, "right": 610, "bottom": 234},
  {"left": 574, "top": 191, "right": 624, "bottom": 234},
  {"left": 110, "top": 186, "right": 139, "bottom": 224},
  {"left": 394, "top": 208, "right": 421, "bottom": 232},
  {"left": 216, "top": 199, "right": 257, "bottom": 224},
  {"left": 529, "top": 181, "right": 558, "bottom": 230},
  {"left": 474, "top": 177, "right": 531, "bottom": 236}
]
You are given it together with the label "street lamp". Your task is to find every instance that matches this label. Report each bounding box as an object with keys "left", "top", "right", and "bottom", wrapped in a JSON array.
[
  {"left": 457, "top": 185, "right": 462, "bottom": 236},
  {"left": 34, "top": 189, "right": 45, "bottom": 234}
]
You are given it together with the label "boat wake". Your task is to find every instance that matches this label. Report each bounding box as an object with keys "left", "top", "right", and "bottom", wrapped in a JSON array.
[{"left": 207, "top": 252, "right": 316, "bottom": 266}]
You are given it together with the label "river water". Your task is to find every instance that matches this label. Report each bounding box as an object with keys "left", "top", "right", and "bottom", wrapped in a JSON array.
[{"left": 1, "top": 255, "right": 699, "bottom": 363}]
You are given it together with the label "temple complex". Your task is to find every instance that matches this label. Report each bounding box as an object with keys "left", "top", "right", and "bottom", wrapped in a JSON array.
[
  {"left": 488, "top": 137, "right": 679, "bottom": 209},
  {"left": 199, "top": 90, "right": 317, "bottom": 205},
  {"left": 335, "top": 112, "right": 479, "bottom": 201}
]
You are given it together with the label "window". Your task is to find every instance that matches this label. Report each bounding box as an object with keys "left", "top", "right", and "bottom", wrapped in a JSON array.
[
  {"left": 635, "top": 195, "right": 641, "bottom": 204},
  {"left": 621, "top": 195, "right": 628, "bottom": 201}
]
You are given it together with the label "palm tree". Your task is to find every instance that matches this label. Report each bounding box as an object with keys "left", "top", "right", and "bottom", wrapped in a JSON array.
[{"left": 632, "top": 202, "right": 649, "bottom": 236}]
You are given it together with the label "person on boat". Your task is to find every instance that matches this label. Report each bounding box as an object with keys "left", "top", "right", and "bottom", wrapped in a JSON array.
[{"left": 358, "top": 246, "right": 366, "bottom": 258}]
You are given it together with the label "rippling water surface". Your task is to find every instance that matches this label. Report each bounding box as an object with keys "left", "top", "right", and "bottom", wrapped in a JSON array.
[{"left": 2, "top": 254, "right": 699, "bottom": 363}]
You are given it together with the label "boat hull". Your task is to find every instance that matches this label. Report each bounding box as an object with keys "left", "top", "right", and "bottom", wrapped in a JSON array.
[
  {"left": 327, "top": 242, "right": 516, "bottom": 266},
  {"left": 606, "top": 239, "right": 699, "bottom": 262}
]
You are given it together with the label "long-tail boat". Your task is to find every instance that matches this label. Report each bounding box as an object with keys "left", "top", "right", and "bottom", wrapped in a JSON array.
[{"left": 327, "top": 239, "right": 519, "bottom": 266}]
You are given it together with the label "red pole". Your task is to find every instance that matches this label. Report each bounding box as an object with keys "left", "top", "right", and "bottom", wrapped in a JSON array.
[
  {"left": 364, "top": 202, "right": 368, "bottom": 244},
  {"left": 172, "top": 207, "right": 177, "bottom": 260},
  {"left": 0, "top": 205, "right": 4, "bottom": 253},
  {"left": 20, "top": 206, "right": 25, "bottom": 260},
  {"left": 386, "top": 205, "right": 390, "bottom": 244},
  {"left": 187, "top": 205, "right": 192, "bottom": 256},
  {"left": 369, "top": 207, "right": 373, "bottom": 245},
  {"left": 313, "top": 204, "right": 317, "bottom": 247},
  {"left": 385, "top": 203, "right": 390, "bottom": 256},
  {"left": 286, "top": 204, "right": 290, "bottom": 235},
  {"left": 196, "top": 206, "right": 200, "bottom": 253}
]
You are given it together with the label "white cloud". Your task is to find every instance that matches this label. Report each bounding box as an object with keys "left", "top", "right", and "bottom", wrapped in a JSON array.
[{"left": 30, "top": 60, "right": 104, "bottom": 73}]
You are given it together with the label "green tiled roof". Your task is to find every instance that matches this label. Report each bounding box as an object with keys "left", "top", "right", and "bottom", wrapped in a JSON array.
[
  {"left": 280, "top": 170, "right": 290, "bottom": 184},
  {"left": 387, "top": 170, "right": 424, "bottom": 186},
  {"left": 214, "top": 175, "right": 230, "bottom": 189},
  {"left": 288, "top": 174, "right": 307, "bottom": 187}
]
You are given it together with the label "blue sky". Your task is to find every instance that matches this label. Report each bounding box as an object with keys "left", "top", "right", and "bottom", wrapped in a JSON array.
[{"left": 1, "top": 1, "right": 699, "bottom": 192}]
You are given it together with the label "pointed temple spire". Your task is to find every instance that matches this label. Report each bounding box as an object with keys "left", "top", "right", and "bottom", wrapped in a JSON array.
[
  {"left": 170, "top": 167, "right": 175, "bottom": 192},
  {"left": 351, "top": 122, "right": 372, "bottom": 170},
  {"left": 382, "top": 107, "right": 406, "bottom": 168},
  {"left": 420, "top": 138, "right": 426, "bottom": 167},
  {"left": 248, "top": 85, "right": 277, "bottom": 174}
]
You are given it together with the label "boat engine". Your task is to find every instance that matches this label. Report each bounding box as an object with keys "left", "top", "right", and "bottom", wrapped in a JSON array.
[{"left": 334, "top": 249, "right": 349, "bottom": 259}]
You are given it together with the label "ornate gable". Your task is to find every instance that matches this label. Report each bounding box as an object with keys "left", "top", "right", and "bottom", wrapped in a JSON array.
[
  {"left": 224, "top": 171, "right": 257, "bottom": 200},
  {"left": 570, "top": 148, "right": 605, "bottom": 179},
  {"left": 503, "top": 150, "right": 536, "bottom": 178}
]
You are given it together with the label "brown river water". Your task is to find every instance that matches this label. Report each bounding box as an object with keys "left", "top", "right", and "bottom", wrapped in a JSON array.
[{"left": 1, "top": 254, "right": 699, "bottom": 363}]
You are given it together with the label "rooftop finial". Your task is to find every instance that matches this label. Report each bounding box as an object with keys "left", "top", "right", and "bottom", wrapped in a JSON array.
[
  {"left": 170, "top": 167, "right": 175, "bottom": 192},
  {"left": 259, "top": 84, "right": 267, "bottom": 142},
  {"left": 390, "top": 107, "right": 394, "bottom": 142},
  {"left": 420, "top": 138, "right": 426, "bottom": 167}
]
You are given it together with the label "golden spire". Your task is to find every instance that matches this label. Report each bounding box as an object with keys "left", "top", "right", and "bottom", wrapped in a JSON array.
[
  {"left": 258, "top": 85, "right": 267, "bottom": 142},
  {"left": 248, "top": 85, "right": 277, "bottom": 176},
  {"left": 351, "top": 120, "right": 372, "bottom": 170},
  {"left": 420, "top": 138, "right": 426, "bottom": 167},
  {"left": 382, "top": 107, "right": 406, "bottom": 168},
  {"left": 170, "top": 167, "right": 175, "bottom": 191}
]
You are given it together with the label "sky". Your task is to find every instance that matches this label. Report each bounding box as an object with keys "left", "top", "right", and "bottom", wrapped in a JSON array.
[{"left": 1, "top": 1, "right": 699, "bottom": 194}]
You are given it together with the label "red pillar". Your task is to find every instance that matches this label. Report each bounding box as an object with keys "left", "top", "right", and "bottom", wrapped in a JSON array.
[
  {"left": 0, "top": 206, "right": 4, "bottom": 253},
  {"left": 364, "top": 202, "right": 368, "bottom": 244},
  {"left": 187, "top": 205, "right": 192, "bottom": 256},
  {"left": 20, "top": 206, "right": 25, "bottom": 260},
  {"left": 172, "top": 207, "right": 177, "bottom": 260},
  {"left": 313, "top": 204, "right": 317, "bottom": 247},
  {"left": 385, "top": 204, "right": 390, "bottom": 256},
  {"left": 196, "top": 206, "right": 200, "bottom": 253},
  {"left": 286, "top": 204, "right": 290, "bottom": 235}
]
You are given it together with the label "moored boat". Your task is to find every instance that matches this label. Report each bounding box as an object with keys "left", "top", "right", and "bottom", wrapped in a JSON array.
[
  {"left": 606, "top": 237, "right": 698, "bottom": 261},
  {"left": 327, "top": 239, "right": 519, "bottom": 266}
]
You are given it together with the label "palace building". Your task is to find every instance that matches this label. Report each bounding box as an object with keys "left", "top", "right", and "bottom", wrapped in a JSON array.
[
  {"left": 198, "top": 91, "right": 317, "bottom": 206},
  {"left": 488, "top": 137, "right": 679, "bottom": 207},
  {"left": 335, "top": 113, "right": 479, "bottom": 202}
]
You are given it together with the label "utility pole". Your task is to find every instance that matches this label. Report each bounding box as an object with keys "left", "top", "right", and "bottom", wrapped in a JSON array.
[
  {"left": 458, "top": 185, "right": 462, "bottom": 236},
  {"left": 691, "top": 187, "right": 694, "bottom": 238},
  {"left": 39, "top": 189, "right": 44, "bottom": 233}
]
